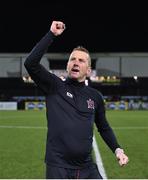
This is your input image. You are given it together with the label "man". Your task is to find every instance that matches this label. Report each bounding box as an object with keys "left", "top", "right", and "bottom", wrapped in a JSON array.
[{"left": 24, "top": 21, "right": 129, "bottom": 179}]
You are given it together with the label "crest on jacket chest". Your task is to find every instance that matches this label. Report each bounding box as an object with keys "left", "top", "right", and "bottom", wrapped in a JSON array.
[{"left": 87, "top": 99, "right": 95, "bottom": 109}]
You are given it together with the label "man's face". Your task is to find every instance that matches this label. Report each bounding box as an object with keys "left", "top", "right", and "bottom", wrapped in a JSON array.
[{"left": 67, "top": 50, "right": 91, "bottom": 82}]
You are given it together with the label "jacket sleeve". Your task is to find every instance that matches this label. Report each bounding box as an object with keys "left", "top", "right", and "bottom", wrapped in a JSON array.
[
  {"left": 24, "top": 31, "right": 62, "bottom": 94},
  {"left": 95, "top": 92, "right": 121, "bottom": 153}
]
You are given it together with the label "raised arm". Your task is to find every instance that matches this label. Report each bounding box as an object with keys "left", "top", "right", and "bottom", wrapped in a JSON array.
[{"left": 24, "top": 21, "right": 66, "bottom": 94}]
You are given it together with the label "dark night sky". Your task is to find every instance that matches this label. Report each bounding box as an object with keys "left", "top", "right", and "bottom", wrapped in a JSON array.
[{"left": 1, "top": 1, "right": 148, "bottom": 53}]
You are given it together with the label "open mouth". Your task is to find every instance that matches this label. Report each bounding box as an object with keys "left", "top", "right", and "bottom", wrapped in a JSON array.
[{"left": 71, "top": 68, "right": 80, "bottom": 72}]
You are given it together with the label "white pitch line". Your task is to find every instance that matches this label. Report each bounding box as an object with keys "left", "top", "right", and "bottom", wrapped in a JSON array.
[
  {"left": 0, "top": 125, "right": 148, "bottom": 130},
  {"left": 93, "top": 136, "right": 107, "bottom": 179},
  {"left": 0, "top": 125, "right": 47, "bottom": 129},
  {"left": 113, "top": 126, "right": 148, "bottom": 130}
]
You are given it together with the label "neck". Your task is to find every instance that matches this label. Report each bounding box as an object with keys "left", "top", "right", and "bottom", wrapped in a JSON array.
[{"left": 66, "top": 77, "right": 85, "bottom": 87}]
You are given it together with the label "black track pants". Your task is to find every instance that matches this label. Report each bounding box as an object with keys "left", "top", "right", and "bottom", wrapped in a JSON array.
[{"left": 46, "top": 163, "right": 103, "bottom": 179}]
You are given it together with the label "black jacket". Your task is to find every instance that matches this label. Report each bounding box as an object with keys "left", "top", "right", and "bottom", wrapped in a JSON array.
[{"left": 24, "top": 31, "right": 120, "bottom": 169}]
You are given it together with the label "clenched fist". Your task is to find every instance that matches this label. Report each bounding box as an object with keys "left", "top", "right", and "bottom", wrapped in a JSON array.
[
  {"left": 115, "top": 148, "right": 129, "bottom": 166},
  {"left": 50, "top": 21, "right": 66, "bottom": 36}
]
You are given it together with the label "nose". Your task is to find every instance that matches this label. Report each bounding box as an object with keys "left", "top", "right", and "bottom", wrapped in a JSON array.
[{"left": 73, "top": 59, "right": 79, "bottom": 66}]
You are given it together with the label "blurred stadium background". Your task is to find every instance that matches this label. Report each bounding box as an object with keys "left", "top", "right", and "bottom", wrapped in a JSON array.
[
  {"left": 0, "top": 52, "right": 148, "bottom": 179},
  {"left": 1, "top": 1, "right": 148, "bottom": 179}
]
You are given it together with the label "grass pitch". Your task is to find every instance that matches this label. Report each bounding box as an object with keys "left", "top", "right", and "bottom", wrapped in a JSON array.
[{"left": 0, "top": 110, "right": 148, "bottom": 179}]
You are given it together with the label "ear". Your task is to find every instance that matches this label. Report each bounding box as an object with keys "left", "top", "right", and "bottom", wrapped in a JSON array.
[
  {"left": 86, "top": 67, "right": 91, "bottom": 77},
  {"left": 66, "top": 61, "right": 69, "bottom": 72}
]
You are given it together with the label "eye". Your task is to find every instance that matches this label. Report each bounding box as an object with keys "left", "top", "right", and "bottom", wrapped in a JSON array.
[
  {"left": 70, "top": 57, "right": 75, "bottom": 61},
  {"left": 79, "top": 59, "right": 85, "bottom": 63}
]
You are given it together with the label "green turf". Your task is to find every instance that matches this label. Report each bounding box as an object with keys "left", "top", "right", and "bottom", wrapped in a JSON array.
[
  {"left": 0, "top": 110, "right": 47, "bottom": 179},
  {"left": 0, "top": 110, "right": 148, "bottom": 178},
  {"left": 95, "top": 110, "right": 148, "bottom": 179}
]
